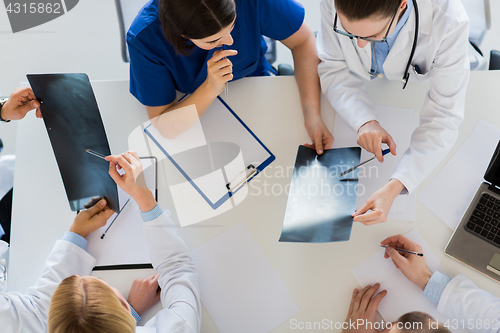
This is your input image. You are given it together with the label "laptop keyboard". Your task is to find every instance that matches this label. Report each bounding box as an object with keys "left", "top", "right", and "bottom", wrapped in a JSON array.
[{"left": 466, "top": 193, "right": 500, "bottom": 246}]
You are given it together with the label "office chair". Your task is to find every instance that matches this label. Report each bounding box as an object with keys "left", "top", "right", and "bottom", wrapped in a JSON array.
[
  {"left": 115, "top": 0, "right": 294, "bottom": 75},
  {"left": 489, "top": 50, "right": 500, "bottom": 71},
  {"left": 460, "top": 0, "right": 490, "bottom": 70},
  {"left": 115, "top": 0, "right": 147, "bottom": 63}
]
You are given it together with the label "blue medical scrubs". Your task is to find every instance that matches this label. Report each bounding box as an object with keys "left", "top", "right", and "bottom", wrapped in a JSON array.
[{"left": 127, "top": 0, "right": 305, "bottom": 107}]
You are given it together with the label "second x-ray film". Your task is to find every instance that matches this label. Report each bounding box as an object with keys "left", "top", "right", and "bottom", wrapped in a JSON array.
[{"left": 279, "top": 146, "right": 361, "bottom": 243}]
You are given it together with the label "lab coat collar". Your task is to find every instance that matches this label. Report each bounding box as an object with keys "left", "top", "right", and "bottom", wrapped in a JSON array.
[{"left": 383, "top": 0, "right": 432, "bottom": 78}]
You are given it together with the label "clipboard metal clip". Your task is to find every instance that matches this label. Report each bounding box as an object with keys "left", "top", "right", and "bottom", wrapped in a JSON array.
[{"left": 226, "top": 164, "right": 257, "bottom": 193}]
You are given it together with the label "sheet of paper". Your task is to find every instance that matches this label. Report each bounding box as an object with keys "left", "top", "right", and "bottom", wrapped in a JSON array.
[
  {"left": 191, "top": 222, "right": 300, "bottom": 333},
  {"left": 332, "top": 105, "right": 419, "bottom": 221},
  {"left": 86, "top": 158, "right": 156, "bottom": 267},
  {"left": 279, "top": 146, "right": 360, "bottom": 243},
  {"left": 351, "top": 229, "right": 450, "bottom": 325},
  {"left": 419, "top": 120, "right": 500, "bottom": 230}
]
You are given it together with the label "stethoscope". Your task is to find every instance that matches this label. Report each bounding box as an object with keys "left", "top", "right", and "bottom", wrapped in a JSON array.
[{"left": 352, "top": 0, "right": 419, "bottom": 89}]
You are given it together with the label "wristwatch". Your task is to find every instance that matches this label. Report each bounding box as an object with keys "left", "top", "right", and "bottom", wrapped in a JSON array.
[{"left": 0, "top": 98, "right": 10, "bottom": 123}]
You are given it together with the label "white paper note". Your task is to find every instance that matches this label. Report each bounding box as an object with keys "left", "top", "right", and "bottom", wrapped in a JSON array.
[
  {"left": 191, "top": 222, "right": 300, "bottom": 333},
  {"left": 332, "top": 105, "right": 419, "bottom": 221},
  {"left": 86, "top": 159, "right": 156, "bottom": 267},
  {"left": 351, "top": 229, "right": 450, "bottom": 325},
  {"left": 418, "top": 120, "right": 500, "bottom": 230}
]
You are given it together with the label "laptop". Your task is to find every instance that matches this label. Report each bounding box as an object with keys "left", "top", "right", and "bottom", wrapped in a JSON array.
[{"left": 446, "top": 140, "right": 500, "bottom": 281}]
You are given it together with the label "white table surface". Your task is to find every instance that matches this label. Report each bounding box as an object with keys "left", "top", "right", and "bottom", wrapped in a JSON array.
[{"left": 9, "top": 71, "right": 500, "bottom": 331}]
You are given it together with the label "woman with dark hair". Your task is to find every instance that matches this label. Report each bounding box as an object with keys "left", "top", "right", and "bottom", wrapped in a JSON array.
[
  {"left": 316, "top": 0, "right": 470, "bottom": 225},
  {"left": 127, "top": 0, "right": 333, "bottom": 155}
]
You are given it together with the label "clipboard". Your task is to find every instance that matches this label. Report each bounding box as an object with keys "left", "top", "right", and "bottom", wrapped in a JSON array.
[
  {"left": 144, "top": 96, "right": 275, "bottom": 210},
  {"left": 87, "top": 157, "right": 157, "bottom": 271}
]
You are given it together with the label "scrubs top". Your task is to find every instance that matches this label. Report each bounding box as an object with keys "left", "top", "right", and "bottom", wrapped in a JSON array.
[{"left": 127, "top": 0, "right": 305, "bottom": 107}]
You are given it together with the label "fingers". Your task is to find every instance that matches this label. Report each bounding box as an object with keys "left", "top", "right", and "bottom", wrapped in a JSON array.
[
  {"left": 359, "top": 283, "right": 380, "bottom": 312},
  {"left": 386, "top": 134, "right": 397, "bottom": 156},
  {"left": 374, "top": 136, "right": 384, "bottom": 162},
  {"left": 352, "top": 284, "right": 371, "bottom": 314},
  {"left": 384, "top": 247, "right": 407, "bottom": 269},
  {"left": 209, "top": 49, "right": 238, "bottom": 63},
  {"left": 91, "top": 207, "right": 114, "bottom": 226},
  {"left": 108, "top": 161, "right": 124, "bottom": 186},
  {"left": 11, "top": 87, "right": 35, "bottom": 100},
  {"left": 127, "top": 151, "right": 140, "bottom": 162},
  {"left": 109, "top": 155, "right": 133, "bottom": 174},
  {"left": 381, "top": 234, "right": 417, "bottom": 251},
  {"left": 352, "top": 198, "right": 373, "bottom": 217},
  {"left": 85, "top": 198, "right": 107, "bottom": 215},
  {"left": 366, "top": 289, "right": 387, "bottom": 315},
  {"left": 353, "top": 210, "right": 384, "bottom": 224},
  {"left": 347, "top": 288, "right": 358, "bottom": 317},
  {"left": 13, "top": 101, "right": 38, "bottom": 117},
  {"left": 302, "top": 143, "right": 315, "bottom": 150},
  {"left": 36, "top": 108, "right": 42, "bottom": 118},
  {"left": 314, "top": 133, "right": 323, "bottom": 155},
  {"left": 214, "top": 58, "right": 232, "bottom": 71},
  {"left": 324, "top": 133, "right": 334, "bottom": 150}
]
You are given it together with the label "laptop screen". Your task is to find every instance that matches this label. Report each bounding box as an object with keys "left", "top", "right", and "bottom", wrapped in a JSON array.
[{"left": 485, "top": 140, "right": 500, "bottom": 186}]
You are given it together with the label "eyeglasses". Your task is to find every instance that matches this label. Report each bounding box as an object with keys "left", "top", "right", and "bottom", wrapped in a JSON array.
[{"left": 333, "top": 7, "right": 399, "bottom": 43}]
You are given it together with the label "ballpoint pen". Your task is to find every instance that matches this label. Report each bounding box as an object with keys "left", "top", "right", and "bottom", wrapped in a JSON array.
[
  {"left": 379, "top": 245, "right": 424, "bottom": 257},
  {"left": 338, "top": 148, "right": 391, "bottom": 177},
  {"left": 101, "top": 198, "right": 131, "bottom": 239},
  {"left": 84, "top": 149, "right": 106, "bottom": 160}
]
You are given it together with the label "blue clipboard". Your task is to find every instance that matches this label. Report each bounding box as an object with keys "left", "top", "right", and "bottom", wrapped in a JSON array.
[{"left": 144, "top": 96, "right": 275, "bottom": 210}]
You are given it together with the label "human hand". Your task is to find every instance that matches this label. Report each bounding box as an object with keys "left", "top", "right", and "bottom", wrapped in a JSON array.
[
  {"left": 69, "top": 198, "right": 114, "bottom": 238},
  {"left": 342, "top": 284, "right": 388, "bottom": 333},
  {"left": 303, "top": 115, "right": 334, "bottom": 155},
  {"left": 105, "top": 151, "right": 156, "bottom": 212},
  {"left": 381, "top": 234, "right": 433, "bottom": 290},
  {"left": 1, "top": 87, "right": 41, "bottom": 121},
  {"left": 204, "top": 49, "right": 238, "bottom": 95},
  {"left": 357, "top": 120, "right": 396, "bottom": 163},
  {"left": 352, "top": 179, "right": 404, "bottom": 225},
  {"left": 127, "top": 274, "right": 161, "bottom": 316}
]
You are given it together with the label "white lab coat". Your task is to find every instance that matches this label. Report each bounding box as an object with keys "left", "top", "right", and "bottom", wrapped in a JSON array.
[
  {"left": 438, "top": 274, "right": 500, "bottom": 333},
  {"left": 317, "top": 0, "right": 470, "bottom": 193},
  {"left": 0, "top": 210, "right": 200, "bottom": 333},
  {"left": 0, "top": 240, "right": 96, "bottom": 333},
  {"left": 140, "top": 210, "right": 201, "bottom": 333}
]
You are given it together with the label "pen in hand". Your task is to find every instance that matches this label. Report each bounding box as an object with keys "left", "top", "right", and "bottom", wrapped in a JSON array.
[
  {"left": 380, "top": 245, "right": 424, "bottom": 257},
  {"left": 85, "top": 149, "right": 106, "bottom": 160},
  {"left": 338, "top": 148, "right": 391, "bottom": 177}
]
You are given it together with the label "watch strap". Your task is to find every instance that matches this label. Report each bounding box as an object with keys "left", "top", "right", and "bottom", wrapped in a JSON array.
[{"left": 0, "top": 98, "right": 10, "bottom": 123}]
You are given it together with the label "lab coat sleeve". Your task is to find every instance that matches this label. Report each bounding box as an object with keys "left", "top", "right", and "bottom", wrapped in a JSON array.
[
  {"left": 316, "top": 0, "right": 378, "bottom": 133},
  {"left": 0, "top": 240, "right": 96, "bottom": 333},
  {"left": 391, "top": 15, "right": 470, "bottom": 193},
  {"left": 438, "top": 274, "right": 500, "bottom": 333},
  {"left": 143, "top": 210, "right": 201, "bottom": 333}
]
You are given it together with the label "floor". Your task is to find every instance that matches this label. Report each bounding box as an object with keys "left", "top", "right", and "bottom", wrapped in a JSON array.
[{"left": 1, "top": 0, "right": 499, "bottom": 157}]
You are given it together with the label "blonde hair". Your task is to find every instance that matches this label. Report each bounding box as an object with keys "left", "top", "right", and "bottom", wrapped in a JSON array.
[{"left": 48, "top": 275, "right": 136, "bottom": 333}]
